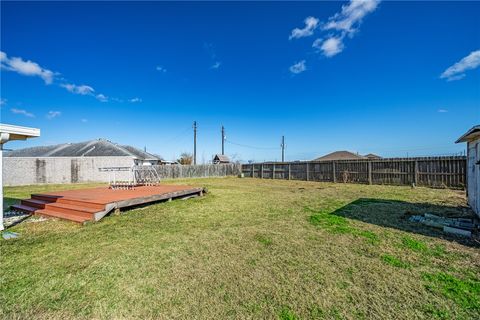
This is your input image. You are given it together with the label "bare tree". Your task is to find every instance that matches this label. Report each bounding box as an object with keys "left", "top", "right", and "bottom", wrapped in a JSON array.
[{"left": 178, "top": 152, "right": 193, "bottom": 165}]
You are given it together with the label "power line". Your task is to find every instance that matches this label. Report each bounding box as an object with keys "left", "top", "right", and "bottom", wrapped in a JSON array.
[
  {"left": 225, "top": 139, "right": 280, "bottom": 150},
  {"left": 162, "top": 126, "right": 191, "bottom": 144}
]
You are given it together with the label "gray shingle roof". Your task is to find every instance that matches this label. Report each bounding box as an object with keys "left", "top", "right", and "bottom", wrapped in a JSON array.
[{"left": 4, "top": 139, "right": 162, "bottom": 161}]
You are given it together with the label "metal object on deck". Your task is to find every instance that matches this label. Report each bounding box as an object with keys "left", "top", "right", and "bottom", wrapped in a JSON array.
[{"left": 99, "top": 165, "right": 161, "bottom": 189}]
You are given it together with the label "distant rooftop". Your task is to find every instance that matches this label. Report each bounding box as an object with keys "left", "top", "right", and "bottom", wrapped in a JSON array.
[
  {"left": 314, "top": 151, "right": 365, "bottom": 161},
  {"left": 213, "top": 154, "right": 230, "bottom": 163},
  {"left": 314, "top": 151, "right": 382, "bottom": 161},
  {"left": 4, "top": 139, "right": 161, "bottom": 161}
]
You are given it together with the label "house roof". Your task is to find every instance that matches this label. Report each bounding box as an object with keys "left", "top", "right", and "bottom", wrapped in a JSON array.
[
  {"left": 365, "top": 153, "right": 382, "bottom": 159},
  {"left": 314, "top": 151, "right": 365, "bottom": 161},
  {"left": 456, "top": 125, "right": 480, "bottom": 143},
  {"left": 4, "top": 139, "right": 161, "bottom": 161},
  {"left": 213, "top": 154, "right": 230, "bottom": 162}
]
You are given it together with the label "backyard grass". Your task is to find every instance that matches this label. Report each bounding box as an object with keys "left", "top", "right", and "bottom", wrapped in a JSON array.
[{"left": 1, "top": 177, "right": 479, "bottom": 319}]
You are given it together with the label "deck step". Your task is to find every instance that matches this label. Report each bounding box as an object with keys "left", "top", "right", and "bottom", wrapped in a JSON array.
[
  {"left": 21, "top": 198, "right": 52, "bottom": 209},
  {"left": 35, "top": 209, "right": 91, "bottom": 223},
  {"left": 56, "top": 198, "right": 105, "bottom": 210},
  {"left": 11, "top": 204, "right": 37, "bottom": 214},
  {"left": 31, "top": 194, "right": 61, "bottom": 202},
  {"left": 45, "top": 203, "right": 100, "bottom": 218}
]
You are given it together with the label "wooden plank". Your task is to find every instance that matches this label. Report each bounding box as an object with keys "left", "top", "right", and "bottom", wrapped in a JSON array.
[{"left": 368, "top": 161, "right": 372, "bottom": 185}]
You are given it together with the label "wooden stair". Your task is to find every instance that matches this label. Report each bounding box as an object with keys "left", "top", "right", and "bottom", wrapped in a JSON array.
[{"left": 11, "top": 195, "right": 107, "bottom": 224}]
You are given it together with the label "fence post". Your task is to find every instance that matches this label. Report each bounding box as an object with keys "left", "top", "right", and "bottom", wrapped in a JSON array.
[
  {"left": 306, "top": 162, "right": 309, "bottom": 181},
  {"left": 272, "top": 163, "right": 275, "bottom": 179},
  {"left": 261, "top": 164, "right": 264, "bottom": 179},
  {"left": 368, "top": 161, "right": 372, "bottom": 185},
  {"left": 332, "top": 161, "right": 336, "bottom": 183},
  {"left": 288, "top": 163, "right": 291, "bottom": 180},
  {"left": 414, "top": 160, "right": 419, "bottom": 186}
]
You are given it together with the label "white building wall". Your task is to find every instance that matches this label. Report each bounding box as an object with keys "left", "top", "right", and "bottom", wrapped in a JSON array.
[
  {"left": 3, "top": 156, "right": 134, "bottom": 186},
  {"left": 467, "top": 140, "right": 480, "bottom": 216}
]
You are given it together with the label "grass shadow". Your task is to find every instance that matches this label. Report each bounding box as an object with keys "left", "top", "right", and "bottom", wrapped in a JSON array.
[
  {"left": 3, "top": 197, "right": 22, "bottom": 210},
  {"left": 330, "top": 198, "right": 479, "bottom": 248}
]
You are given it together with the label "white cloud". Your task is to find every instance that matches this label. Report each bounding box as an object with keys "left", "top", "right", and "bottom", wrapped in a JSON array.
[
  {"left": 129, "top": 97, "right": 142, "bottom": 103},
  {"left": 313, "top": 37, "right": 345, "bottom": 57},
  {"left": 204, "top": 43, "right": 222, "bottom": 70},
  {"left": 0, "top": 51, "right": 138, "bottom": 104},
  {"left": 81, "top": 118, "right": 88, "bottom": 123},
  {"left": 11, "top": 108, "right": 34, "bottom": 118},
  {"left": 289, "top": 60, "right": 307, "bottom": 74},
  {"left": 323, "top": 0, "right": 380, "bottom": 35},
  {"left": 61, "top": 83, "right": 95, "bottom": 95},
  {"left": 96, "top": 94, "right": 108, "bottom": 102},
  {"left": 61, "top": 83, "right": 112, "bottom": 101},
  {"left": 0, "top": 51, "right": 55, "bottom": 84},
  {"left": 440, "top": 50, "right": 480, "bottom": 81},
  {"left": 0, "top": 98, "right": 6, "bottom": 106},
  {"left": 305, "top": 0, "right": 380, "bottom": 58},
  {"left": 289, "top": 16, "right": 319, "bottom": 40},
  {"left": 437, "top": 109, "right": 448, "bottom": 113},
  {"left": 46, "top": 111, "right": 61, "bottom": 119},
  {"left": 156, "top": 66, "right": 167, "bottom": 72},
  {"left": 211, "top": 61, "right": 221, "bottom": 69}
]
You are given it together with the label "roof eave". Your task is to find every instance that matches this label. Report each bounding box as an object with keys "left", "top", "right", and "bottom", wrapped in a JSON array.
[{"left": 456, "top": 125, "right": 480, "bottom": 143}]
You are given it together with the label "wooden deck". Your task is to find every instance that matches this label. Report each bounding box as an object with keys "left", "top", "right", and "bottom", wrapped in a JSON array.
[{"left": 11, "top": 185, "right": 204, "bottom": 224}]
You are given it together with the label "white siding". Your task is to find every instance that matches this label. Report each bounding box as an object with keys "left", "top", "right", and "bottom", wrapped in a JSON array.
[{"left": 467, "top": 139, "right": 480, "bottom": 216}]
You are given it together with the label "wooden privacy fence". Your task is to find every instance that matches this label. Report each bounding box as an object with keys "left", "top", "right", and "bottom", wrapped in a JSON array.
[
  {"left": 135, "top": 163, "right": 242, "bottom": 180},
  {"left": 242, "top": 157, "right": 466, "bottom": 189}
]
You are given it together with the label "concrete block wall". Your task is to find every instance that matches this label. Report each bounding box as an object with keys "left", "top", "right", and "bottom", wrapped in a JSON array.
[
  {"left": 3, "top": 157, "right": 243, "bottom": 186},
  {"left": 3, "top": 157, "right": 134, "bottom": 186}
]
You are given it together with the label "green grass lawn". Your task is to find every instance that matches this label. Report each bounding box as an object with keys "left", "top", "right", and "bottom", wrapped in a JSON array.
[{"left": 1, "top": 178, "right": 479, "bottom": 319}]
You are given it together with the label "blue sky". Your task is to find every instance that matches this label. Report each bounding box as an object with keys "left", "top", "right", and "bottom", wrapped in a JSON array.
[{"left": 1, "top": 1, "right": 479, "bottom": 162}]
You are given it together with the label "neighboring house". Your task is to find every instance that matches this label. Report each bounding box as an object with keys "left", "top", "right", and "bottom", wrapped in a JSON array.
[
  {"left": 5, "top": 139, "right": 162, "bottom": 165},
  {"left": 365, "top": 153, "right": 382, "bottom": 159},
  {"left": 456, "top": 125, "right": 480, "bottom": 217},
  {"left": 314, "top": 151, "right": 365, "bottom": 161},
  {"left": 213, "top": 154, "right": 230, "bottom": 164},
  {"left": 159, "top": 160, "right": 179, "bottom": 165}
]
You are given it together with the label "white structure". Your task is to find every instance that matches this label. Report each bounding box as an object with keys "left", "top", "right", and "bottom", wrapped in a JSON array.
[
  {"left": 456, "top": 125, "right": 480, "bottom": 217},
  {"left": 1, "top": 124, "right": 40, "bottom": 230}
]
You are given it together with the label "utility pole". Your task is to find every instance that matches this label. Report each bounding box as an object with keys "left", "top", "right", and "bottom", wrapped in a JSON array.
[
  {"left": 281, "top": 135, "right": 285, "bottom": 162},
  {"left": 221, "top": 125, "right": 225, "bottom": 155},
  {"left": 193, "top": 121, "right": 197, "bottom": 165}
]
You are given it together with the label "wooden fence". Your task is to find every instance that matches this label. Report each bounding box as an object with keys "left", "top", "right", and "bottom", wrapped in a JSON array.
[
  {"left": 241, "top": 157, "right": 466, "bottom": 189},
  {"left": 135, "top": 163, "right": 242, "bottom": 180}
]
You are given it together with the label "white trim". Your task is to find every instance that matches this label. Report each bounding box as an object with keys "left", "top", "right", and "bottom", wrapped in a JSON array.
[{"left": 0, "top": 123, "right": 40, "bottom": 141}]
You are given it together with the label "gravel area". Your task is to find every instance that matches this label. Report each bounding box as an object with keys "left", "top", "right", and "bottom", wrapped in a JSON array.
[{"left": 3, "top": 210, "right": 48, "bottom": 228}]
